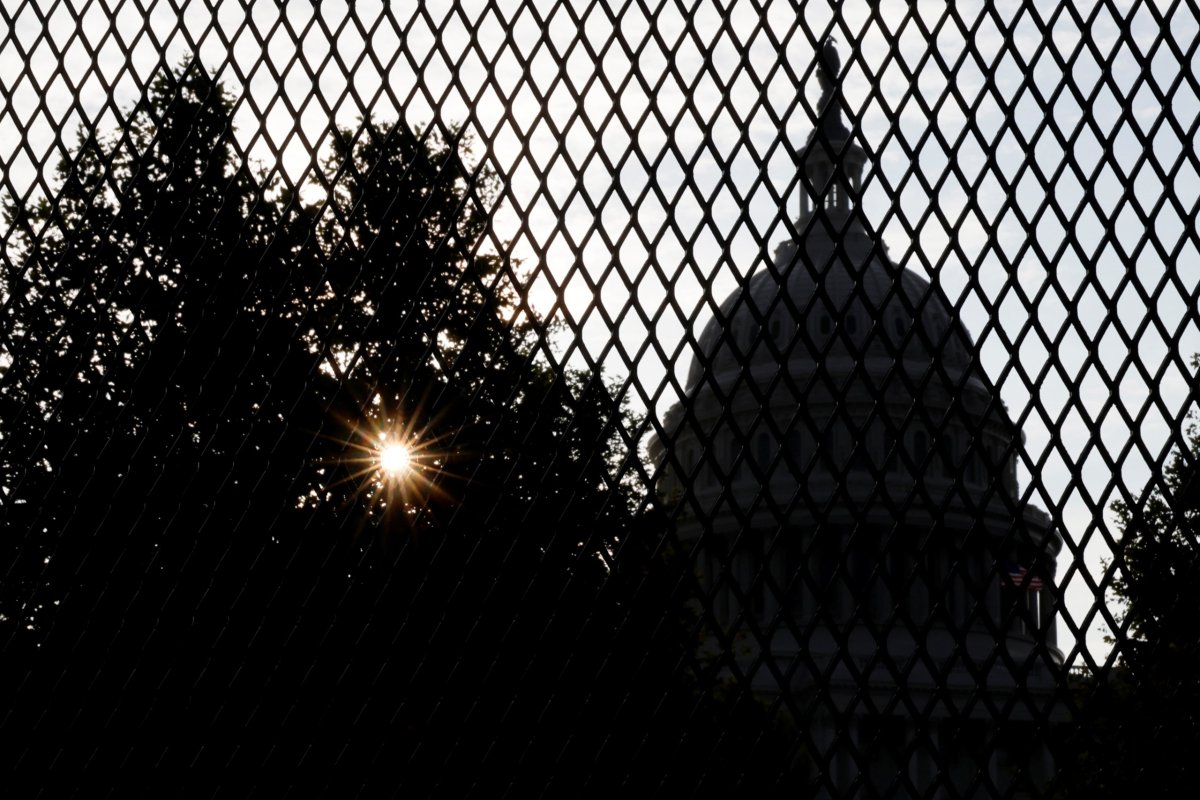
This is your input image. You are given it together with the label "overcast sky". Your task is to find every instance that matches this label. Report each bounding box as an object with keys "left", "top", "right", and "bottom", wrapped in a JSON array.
[{"left": 2, "top": 0, "right": 1197, "bottom": 664}]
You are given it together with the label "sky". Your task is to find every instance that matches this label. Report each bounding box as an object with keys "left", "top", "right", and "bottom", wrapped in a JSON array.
[{"left": 2, "top": 0, "right": 1197, "bottom": 665}]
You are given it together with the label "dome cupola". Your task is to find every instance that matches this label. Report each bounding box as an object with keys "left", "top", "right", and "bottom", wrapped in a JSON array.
[{"left": 797, "top": 38, "right": 868, "bottom": 228}]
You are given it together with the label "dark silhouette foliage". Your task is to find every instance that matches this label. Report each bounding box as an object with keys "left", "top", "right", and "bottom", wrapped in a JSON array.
[
  {"left": 1, "top": 60, "right": 800, "bottom": 795},
  {"left": 1058, "top": 388, "right": 1200, "bottom": 798}
]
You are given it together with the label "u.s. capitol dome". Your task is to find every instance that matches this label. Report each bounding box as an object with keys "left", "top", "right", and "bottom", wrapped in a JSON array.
[{"left": 647, "top": 40, "right": 1063, "bottom": 798}]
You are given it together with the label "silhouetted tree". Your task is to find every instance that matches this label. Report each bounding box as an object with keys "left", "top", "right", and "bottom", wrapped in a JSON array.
[
  {"left": 1, "top": 60, "right": 332, "bottom": 784},
  {"left": 1, "top": 61, "right": 800, "bottom": 796},
  {"left": 1058, "top": 387, "right": 1200, "bottom": 798}
]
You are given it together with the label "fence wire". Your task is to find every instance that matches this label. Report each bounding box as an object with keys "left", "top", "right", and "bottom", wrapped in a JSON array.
[{"left": 2, "top": 1, "right": 1198, "bottom": 797}]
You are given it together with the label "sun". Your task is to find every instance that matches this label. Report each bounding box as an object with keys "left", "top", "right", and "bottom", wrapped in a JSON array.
[
  {"left": 311, "top": 395, "right": 458, "bottom": 523},
  {"left": 378, "top": 441, "right": 412, "bottom": 477}
]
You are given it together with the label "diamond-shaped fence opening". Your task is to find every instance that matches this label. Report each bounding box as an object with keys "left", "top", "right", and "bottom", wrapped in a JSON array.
[{"left": 1, "top": 2, "right": 1197, "bottom": 796}]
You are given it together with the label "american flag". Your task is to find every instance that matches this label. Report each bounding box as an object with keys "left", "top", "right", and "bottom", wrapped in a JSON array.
[{"left": 1004, "top": 561, "right": 1044, "bottom": 592}]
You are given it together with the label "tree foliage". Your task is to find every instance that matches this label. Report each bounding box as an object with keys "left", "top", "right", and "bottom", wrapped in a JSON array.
[
  {"left": 1, "top": 60, "right": 799, "bottom": 795},
  {"left": 1, "top": 61, "right": 295, "bottom": 638},
  {"left": 1058, "top": 385, "right": 1200, "bottom": 798}
]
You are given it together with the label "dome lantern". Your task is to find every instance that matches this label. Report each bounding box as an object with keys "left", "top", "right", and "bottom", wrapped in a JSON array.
[{"left": 798, "top": 38, "right": 867, "bottom": 226}]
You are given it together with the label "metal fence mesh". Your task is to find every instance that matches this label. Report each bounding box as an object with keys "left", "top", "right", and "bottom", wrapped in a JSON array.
[{"left": 2, "top": 1, "right": 1198, "bottom": 796}]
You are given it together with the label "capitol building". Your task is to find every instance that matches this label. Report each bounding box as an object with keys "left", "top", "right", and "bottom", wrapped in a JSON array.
[{"left": 649, "top": 43, "right": 1063, "bottom": 797}]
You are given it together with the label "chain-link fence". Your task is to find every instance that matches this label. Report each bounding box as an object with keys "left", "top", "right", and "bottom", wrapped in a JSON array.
[{"left": 2, "top": 1, "right": 1197, "bottom": 796}]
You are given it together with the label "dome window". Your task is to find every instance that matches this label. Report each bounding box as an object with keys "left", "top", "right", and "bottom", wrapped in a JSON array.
[
  {"left": 893, "top": 317, "right": 906, "bottom": 338},
  {"left": 940, "top": 438, "right": 957, "bottom": 478},
  {"left": 787, "top": 430, "right": 804, "bottom": 475},
  {"left": 756, "top": 432, "right": 771, "bottom": 472},
  {"left": 737, "top": 439, "right": 752, "bottom": 482},
  {"left": 884, "top": 430, "right": 902, "bottom": 474},
  {"left": 821, "top": 424, "right": 840, "bottom": 472},
  {"left": 819, "top": 315, "right": 832, "bottom": 335},
  {"left": 850, "top": 434, "right": 868, "bottom": 472},
  {"left": 913, "top": 429, "right": 929, "bottom": 470},
  {"left": 966, "top": 445, "right": 982, "bottom": 485},
  {"left": 846, "top": 313, "right": 858, "bottom": 335}
]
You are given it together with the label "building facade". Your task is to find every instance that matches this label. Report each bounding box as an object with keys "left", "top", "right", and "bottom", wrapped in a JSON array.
[{"left": 648, "top": 42, "right": 1063, "bottom": 798}]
